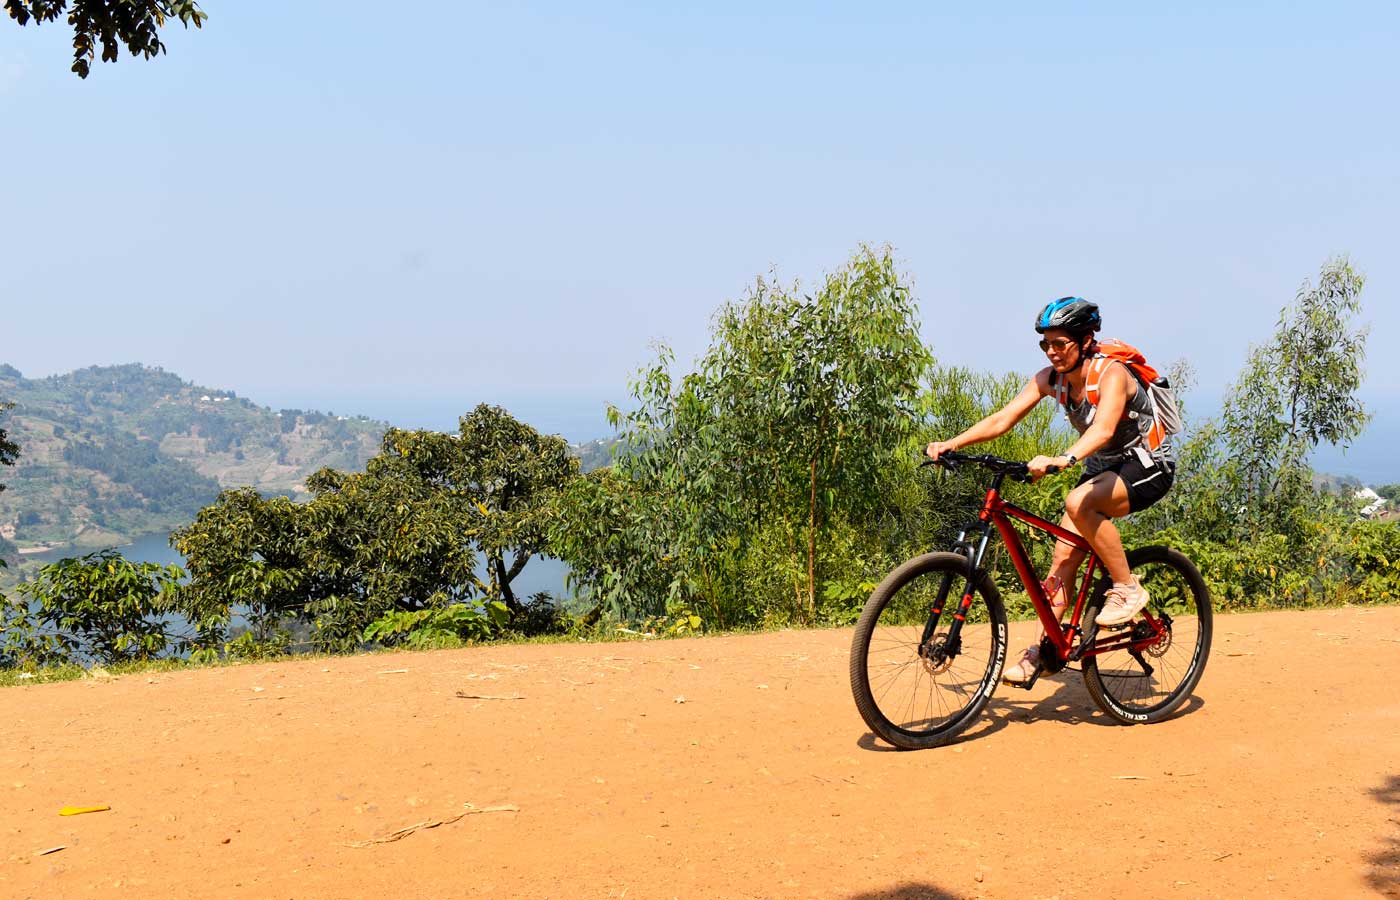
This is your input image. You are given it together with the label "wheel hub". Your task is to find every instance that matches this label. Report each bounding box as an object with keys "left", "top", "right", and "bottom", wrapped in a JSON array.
[
  {"left": 1137, "top": 616, "right": 1173, "bottom": 658},
  {"left": 920, "top": 632, "right": 955, "bottom": 675}
]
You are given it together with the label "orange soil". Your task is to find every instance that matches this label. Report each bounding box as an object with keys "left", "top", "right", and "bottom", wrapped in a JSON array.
[{"left": 3, "top": 606, "right": 1399, "bottom": 899}]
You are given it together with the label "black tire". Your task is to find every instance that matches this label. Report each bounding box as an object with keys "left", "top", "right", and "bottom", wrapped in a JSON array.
[
  {"left": 1082, "top": 545, "right": 1212, "bottom": 725},
  {"left": 849, "top": 552, "right": 1008, "bottom": 750}
]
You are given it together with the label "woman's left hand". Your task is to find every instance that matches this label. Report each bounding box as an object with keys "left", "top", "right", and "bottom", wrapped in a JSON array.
[{"left": 1026, "top": 455, "right": 1065, "bottom": 481}]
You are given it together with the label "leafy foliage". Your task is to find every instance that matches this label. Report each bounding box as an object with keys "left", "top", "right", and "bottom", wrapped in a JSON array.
[
  {"left": 448, "top": 405, "right": 580, "bottom": 612},
  {"left": 363, "top": 601, "right": 509, "bottom": 650},
  {"left": 2, "top": 550, "right": 186, "bottom": 666},
  {"left": 0, "top": 399, "right": 17, "bottom": 512},
  {"left": 557, "top": 246, "right": 933, "bottom": 625},
  {"left": 172, "top": 405, "right": 579, "bottom": 654},
  {"left": 5, "top": 0, "right": 206, "bottom": 79},
  {"left": 1124, "top": 257, "right": 1385, "bottom": 608},
  {"left": 1220, "top": 257, "right": 1369, "bottom": 534},
  {"left": 5, "top": 251, "right": 1397, "bottom": 678}
]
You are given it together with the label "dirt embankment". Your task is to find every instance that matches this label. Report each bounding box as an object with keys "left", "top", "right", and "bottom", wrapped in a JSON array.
[{"left": 3, "top": 606, "right": 1399, "bottom": 899}]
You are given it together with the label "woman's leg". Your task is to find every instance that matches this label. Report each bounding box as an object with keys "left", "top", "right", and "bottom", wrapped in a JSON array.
[
  {"left": 1063, "top": 472, "right": 1132, "bottom": 584},
  {"left": 1064, "top": 470, "right": 1159, "bottom": 626},
  {"left": 1047, "top": 518, "right": 1088, "bottom": 618},
  {"left": 1005, "top": 513, "right": 1088, "bottom": 682}
]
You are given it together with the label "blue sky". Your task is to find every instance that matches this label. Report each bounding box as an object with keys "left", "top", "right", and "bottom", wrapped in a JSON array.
[{"left": 2, "top": 3, "right": 1396, "bottom": 475}]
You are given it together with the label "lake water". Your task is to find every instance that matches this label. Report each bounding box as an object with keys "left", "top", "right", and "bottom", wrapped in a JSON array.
[
  {"left": 104, "top": 532, "right": 574, "bottom": 601},
  {"left": 18, "top": 533, "right": 575, "bottom": 660}
]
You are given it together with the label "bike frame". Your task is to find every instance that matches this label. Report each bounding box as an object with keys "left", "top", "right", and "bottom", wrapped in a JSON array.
[{"left": 935, "top": 470, "right": 1165, "bottom": 663}]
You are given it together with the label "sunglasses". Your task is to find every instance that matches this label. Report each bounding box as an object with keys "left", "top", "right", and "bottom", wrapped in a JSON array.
[{"left": 1038, "top": 337, "right": 1078, "bottom": 353}]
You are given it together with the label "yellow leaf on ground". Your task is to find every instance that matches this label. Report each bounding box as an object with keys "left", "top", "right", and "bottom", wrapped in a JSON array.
[{"left": 59, "top": 805, "right": 111, "bottom": 816}]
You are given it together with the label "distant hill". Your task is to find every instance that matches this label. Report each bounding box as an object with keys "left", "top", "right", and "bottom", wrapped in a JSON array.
[
  {"left": 572, "top": 437, "right": 619, "bottom": 473},
  {"left": 0, "top": 363, "right": 387, "bottom": 570},
  {"left": 0, "top": 364, "right": 622, "bottom": 579}
]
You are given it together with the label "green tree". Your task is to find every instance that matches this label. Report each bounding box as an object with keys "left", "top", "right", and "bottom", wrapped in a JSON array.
[
  {"left": 174, "top": 405, "right": 578, "bottom": 652},
  {"left": 447, "top": 404, "right": 580, "bottom": 613},
  {"left": 911, "top": 364, "right": 1071, "bottom": 610},
  {"left": 1221, "top": 257, "right": 1369, "bottom": 534},
  {"left": 551, "top": 464, "right": 688, "bottom": 622},
  {"left": 0, "top": 400, "right": 17, "bottom": 572},
  {"left": 175, "top": 454, "right": 485, "bottom": 653},
  {"left": 0, "top": 401, "right": 17, "bottom": 497},
  {"left": 1125, "top": 258, "right": 1373, "bottom": 609},
  {"left": 5, "top": 0, "right": 206, "bottom": 78},
  {"left": 697, "top": 247, "right": 932, "bottom": 616},
  {"left": 7, "top": 550, "right": 186, "bottom": 664},
  {"left": 171, "top": 487, "right": 309, "bottom": 654},
  {"left": 569, "top": 246, "right": 932, "bottom": 624}
]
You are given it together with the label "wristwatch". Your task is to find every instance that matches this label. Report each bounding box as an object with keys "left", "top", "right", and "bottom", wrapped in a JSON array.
[{"left": 1061, "top": 453, "right": 1079, "bottom": 467}]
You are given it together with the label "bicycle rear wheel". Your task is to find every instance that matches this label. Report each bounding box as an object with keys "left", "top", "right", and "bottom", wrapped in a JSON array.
[
  {"left": 1082, "top": 545, "right": 1212, "bottom": 724},
  {"left": 849, "top": 552, "right": 1008, "bottom": 750}
]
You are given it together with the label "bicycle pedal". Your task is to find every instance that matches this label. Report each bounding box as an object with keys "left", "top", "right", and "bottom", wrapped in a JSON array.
[{"left": 1004, "top": 668, "right": 1043, "bottom": 690}]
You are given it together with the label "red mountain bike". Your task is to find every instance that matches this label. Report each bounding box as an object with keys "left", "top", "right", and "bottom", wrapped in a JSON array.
[{"left": 849, "top": 451, "right": 1212, "bottom": 750}]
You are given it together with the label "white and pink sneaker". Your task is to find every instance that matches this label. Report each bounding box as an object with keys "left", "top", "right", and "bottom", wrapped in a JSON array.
[{"left": 1095, "top": 577, "right": 1151, "bottom": 627}]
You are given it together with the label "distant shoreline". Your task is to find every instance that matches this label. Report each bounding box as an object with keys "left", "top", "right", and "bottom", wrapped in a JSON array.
[{"left": 16, "top": 542, "right": 65, "bottom": 556}]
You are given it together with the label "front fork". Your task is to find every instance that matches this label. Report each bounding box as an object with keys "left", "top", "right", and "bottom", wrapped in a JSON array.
[{"left": 919, "top": 519, "right": 996, "bottom": 664}]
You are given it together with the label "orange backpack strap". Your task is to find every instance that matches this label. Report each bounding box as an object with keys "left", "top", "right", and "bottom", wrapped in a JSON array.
[{"left": 1083, "top": 355, "right": 1112, "bottom": 406}]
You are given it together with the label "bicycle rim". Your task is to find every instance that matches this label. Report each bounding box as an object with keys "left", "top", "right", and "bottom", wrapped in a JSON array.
[
  {"left": 850, "top": 553, "right": 1007, "bottom": 749},
  {"left": 1083, "top": 546, "right": 1212, "bottom": 724}
]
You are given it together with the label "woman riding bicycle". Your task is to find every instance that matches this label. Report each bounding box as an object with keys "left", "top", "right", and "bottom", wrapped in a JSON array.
[{"left": 924, "top": 298, "right": 1176, "bottom": 683}]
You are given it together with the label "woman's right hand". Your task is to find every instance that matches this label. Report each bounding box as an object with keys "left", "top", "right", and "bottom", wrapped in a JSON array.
[{"left": 925, "top": 440, "right": 957, "bottom": 461}]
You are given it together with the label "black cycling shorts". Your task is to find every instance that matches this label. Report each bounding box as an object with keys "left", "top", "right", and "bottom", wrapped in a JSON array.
[{"left": 1077, "top": 453, "right": 1175, "bottom": 513}]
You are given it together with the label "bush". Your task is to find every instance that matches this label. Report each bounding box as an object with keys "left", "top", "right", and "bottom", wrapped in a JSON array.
[
  {"left": 6, "top": 550, "right": 187, "bottom": 665},
  {"left": 362, "top": 601, "right": 509, "bottom": 650}
]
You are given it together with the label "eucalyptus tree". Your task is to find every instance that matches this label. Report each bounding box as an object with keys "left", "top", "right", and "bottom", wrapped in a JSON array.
[
  {"left": 1221, "top": 257, "right": 1369, "bottom": 534},
  {"left": 1117, "top": 258, "right": 1372, "bottom": 608},
  {"left": 550, "top": 465, "right": 684, "bottom": 621},
  {"left": 594, "top": 246, "right": 932, "bottom": 623},
  {"left": 702, "top": 247, "right": 931, "bottom": 616},
  {"left": 913, "top": 365, "right": 1070, "bottom": 567}
]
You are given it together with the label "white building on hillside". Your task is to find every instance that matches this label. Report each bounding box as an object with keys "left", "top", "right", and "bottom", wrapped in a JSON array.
[{"left": 1355, "top": 487, "right": 1387, "bottom": 519}]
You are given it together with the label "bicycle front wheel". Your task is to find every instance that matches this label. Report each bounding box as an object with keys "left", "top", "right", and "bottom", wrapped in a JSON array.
[
  {"left": 849, "top": 552, "right": 1008, "bottom": 750},
  {"left": 1082, "top": 545, "right": 1212, "bottom": 724}
]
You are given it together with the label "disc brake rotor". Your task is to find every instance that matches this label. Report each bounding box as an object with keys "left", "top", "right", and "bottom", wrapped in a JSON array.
[
  {"left": 1140, "top": 616, "right": 1173, "bottom": 658},
  {"left": 921, "top": 632, "right": 955, "bottom": 675}
]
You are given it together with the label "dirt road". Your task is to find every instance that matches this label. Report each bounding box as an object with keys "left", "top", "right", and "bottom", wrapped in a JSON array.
[{"left": 3, "top": 606, "right": 1399, "bottom": 899}]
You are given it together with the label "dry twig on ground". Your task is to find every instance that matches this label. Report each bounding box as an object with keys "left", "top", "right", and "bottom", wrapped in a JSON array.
[{"left": 345, "top": 804, "right": 520, "bottom": 848}]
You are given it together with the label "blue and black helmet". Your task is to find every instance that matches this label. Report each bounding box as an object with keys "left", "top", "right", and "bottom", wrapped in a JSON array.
[{"left": 1034, "top": 297, "right": 1101, "bottom": 335}]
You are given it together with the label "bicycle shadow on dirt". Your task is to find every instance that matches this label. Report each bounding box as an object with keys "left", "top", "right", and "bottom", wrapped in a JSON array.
[
  {"left": 1368, "top": 775, "right": 1400, "bottom": 896},
  {"left": 844, "top": 883, "right": 964, "bottom": 900},
  {"left": 856, "top": 674, "right": 1205, "bottom": 751}
]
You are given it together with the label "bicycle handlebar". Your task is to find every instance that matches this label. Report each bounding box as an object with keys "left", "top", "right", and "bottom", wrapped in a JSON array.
[{"left": 920, "top": 450, "right": 1062, "bottom": 483}]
